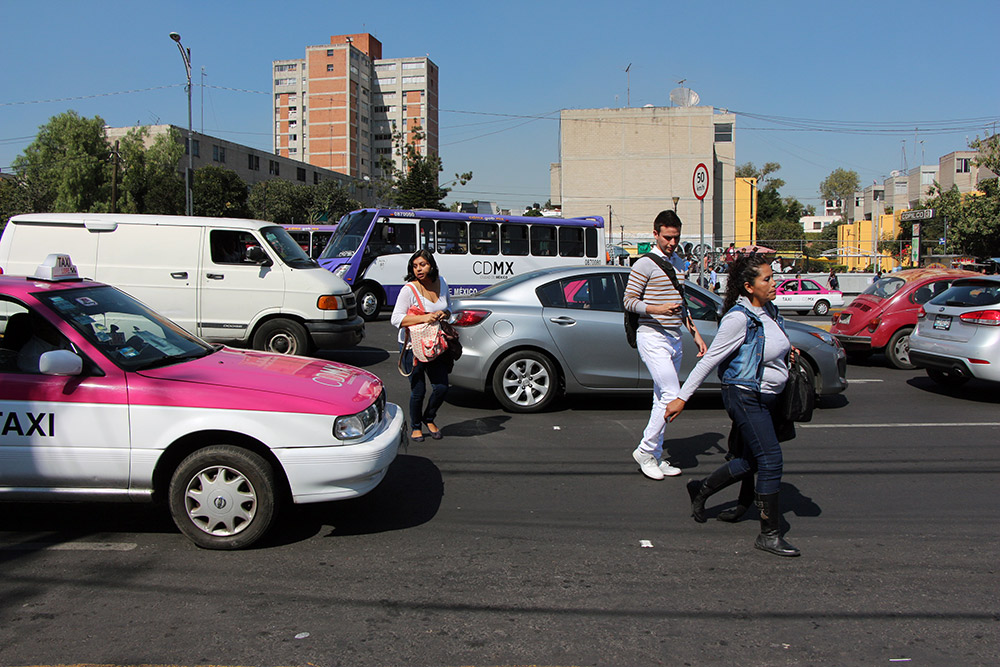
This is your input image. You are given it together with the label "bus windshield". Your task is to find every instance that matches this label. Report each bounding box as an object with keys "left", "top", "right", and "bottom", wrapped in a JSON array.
[{"left": 321, "top": 210, "right": 376, "bottom": 260}]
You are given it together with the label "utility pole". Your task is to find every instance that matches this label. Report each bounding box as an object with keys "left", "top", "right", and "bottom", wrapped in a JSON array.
[{"left": 110, "top": 140, "right": 120, "bottom": 213}]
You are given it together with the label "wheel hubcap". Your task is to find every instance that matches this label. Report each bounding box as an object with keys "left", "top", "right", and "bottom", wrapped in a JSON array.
[
  {"left": 184, "top": 465, "right": 257, "bottom": 536},
  {"left": 501, "top": 359, "right": 551, "bottom": 406},
  {"left": 360, "top": 293, "right": 378, "bottom": 316},
  {"left": 895, "top": 336, "right": 910, "bottom": 364},
  {"left": 269, "top": 333, "right": 296, "bottom": 355}
]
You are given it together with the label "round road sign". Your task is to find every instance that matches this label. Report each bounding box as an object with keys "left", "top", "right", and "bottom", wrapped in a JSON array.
[{"left": 693, "top": 163, "right": 710, "bottom": 200}]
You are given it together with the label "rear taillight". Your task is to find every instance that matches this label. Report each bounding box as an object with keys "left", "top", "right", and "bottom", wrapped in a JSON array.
[
  {"left": 916, "top": 306, "right": 926, "bottom": 319},
  {"left": 452, "top": 309, "right": 491, "bottom": 327},
  {"left": 867, "top": 316, "right": 881, "bottom": 333},
  {"left": 959, "top": 310, "right": 1000, "bottom": 326}
]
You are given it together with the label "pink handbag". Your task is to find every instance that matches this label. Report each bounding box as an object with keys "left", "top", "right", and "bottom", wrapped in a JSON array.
[{"left": 405, "top": 283, "right": 448, "bottom": 363}]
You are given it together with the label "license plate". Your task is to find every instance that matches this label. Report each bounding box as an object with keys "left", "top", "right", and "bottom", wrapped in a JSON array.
[{"left": 933, "top": 315, "right": 952, "bottom": 330}]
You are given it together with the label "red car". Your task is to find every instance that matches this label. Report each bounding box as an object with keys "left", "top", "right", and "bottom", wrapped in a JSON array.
[{"left": 830, "top": 268, "right": 980, "bottom": 368}]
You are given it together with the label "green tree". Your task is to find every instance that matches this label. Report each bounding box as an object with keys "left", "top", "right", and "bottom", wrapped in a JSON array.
[
  {"left": 117, "top": 126, "right": 185, "bottom": 215},
  {"left": 11, "top": 110, "right": 111, "bottom": 212},
  {"left": 0, "top": 177, "right": 31, "bottom": 227},
  {"left": 971, "top": 133, "right": 1000, "bottom": 175},
  {"left": 248, "top": 179, "right": 314, "bottom": 223},
  {"left": 819, "top": 168, "right": 860, "bottom": 205},
  {"left": 735, "top": 161, "right": 784, "bottom": 191},
  {"left": 193, "top": 166, "right": 249, "bottom": 218},
  {"left": 309, "top": 180, "right": 362, "bottom": 222},
  {"left": 378, "top": 126, "right": 471, "bottom": 210}
]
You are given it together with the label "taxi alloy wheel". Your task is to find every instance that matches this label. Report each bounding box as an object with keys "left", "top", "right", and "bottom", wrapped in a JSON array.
[
  {"left": 253, "top": 318, "right": 309, "bottom": 356},
  {"left": 886, "top": 327, "right": 916, "bottom": 370},
  {"left": 813, "top": 300, "right": 830, "bottom": 316},
  {"left": 492, "top": 350, "right": 558, "bottom": 413},
  {"left": 169, "top": 445, "right": 279, "bottom": 550}
]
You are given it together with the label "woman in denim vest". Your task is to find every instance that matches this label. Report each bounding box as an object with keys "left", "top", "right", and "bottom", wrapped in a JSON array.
[{"left": 665, "top": 255, "right": 800, "bottom": 557}]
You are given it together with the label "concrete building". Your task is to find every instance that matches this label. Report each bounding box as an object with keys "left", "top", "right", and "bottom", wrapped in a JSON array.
[
  {"left": 272, "top": 34, "right": 438, "bottom": 184},
  {"left": 884, "top": 171, "right": 909, "bottom": 212},
  {"left": 799, "top": 215, "right": 840, "bottom": 233},
  {"left": 550, "top": 105, "right": 736, "bottom": 248},
  {"left": 907, "top": 164, "right": 939, "bottom": 208},
  {"left": 104, "top": 124, "right": 373, "bottom": 200},
  {"left": 938, "top": 150, "right": 994, "bottom": 193}
]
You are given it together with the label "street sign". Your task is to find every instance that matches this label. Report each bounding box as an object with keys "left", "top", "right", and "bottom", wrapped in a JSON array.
[
  {"left": 692, "top": 163, "right": 710, "bottom": 200},
  {"left": 900, "top": 209, "right": 935, "bottom": 222}
]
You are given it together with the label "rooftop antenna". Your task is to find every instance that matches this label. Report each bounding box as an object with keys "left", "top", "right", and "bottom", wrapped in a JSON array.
[
  {"left": 669, "top": 79, "right": 699, "bottom": 107},
  {"left": 900, "top": 139, "right": 908, "bottom": 172},
  {"left": 624, "top": 63, "right": 631, "bottom": 107}
]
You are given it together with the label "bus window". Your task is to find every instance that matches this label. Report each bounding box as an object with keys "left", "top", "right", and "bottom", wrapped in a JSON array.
[
  {"left": 437, "top": 220, "right": 468, "bottom": 254},
  {"left": 311, "top": 232, "right": 333, "bottom": 258},
  {"left": 369, "top": 220, "right": 416, "bottom": 257},
  {"left": 531, "top": 225, "right": 557, "bottom": 257},
  {"left": 392, "top": 222, "right": 418, "bottom": 253},
  {"left": 470, "top": 222, "right": 499, "bottom": 256},
  {"left": 419, "top": 219, "right": 435, "bottom": 250},
  {"left": 501, "top": 224, "right": 529, "bottom": 256},
  {"left": 287, "top": 231, "right": 310, "bottom": 254},
  {"left": 585, "top": 227, "right": 598, "bottom": 258},
  {"left": 559, "top": 227, "right": 585, "bottom": 257}
]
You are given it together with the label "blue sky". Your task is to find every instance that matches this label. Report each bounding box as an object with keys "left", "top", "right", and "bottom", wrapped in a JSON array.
[{"left": 3, "top": 0, "right": 998, "bottom": 213}]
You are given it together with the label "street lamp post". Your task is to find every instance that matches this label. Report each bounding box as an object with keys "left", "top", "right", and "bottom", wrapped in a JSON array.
[
  {"left": 169, "top": 32, "right": 193, "bottom": 216},
  {"left": 672, "top": 196, "right": 679, "bottom": 212}
]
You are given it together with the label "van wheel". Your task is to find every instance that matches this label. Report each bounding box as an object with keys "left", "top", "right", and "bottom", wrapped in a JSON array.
[
  {"left": 356, "top": 285, "right": 383, "bottom": 321},
  {"left": 492, "top": 350, "right": 558, "bottom": 413},
  {"left": 168, "top": 445, "right": 278, "bottom": 550},
  {"left": 885, "top": 327, "right": 915, "bottom": 370},
  {"left": 813, "top": 300, "right": 830, "bottom": 316},
  {"left": 253, "top": 318, "right": 309, "bottom": 356}
]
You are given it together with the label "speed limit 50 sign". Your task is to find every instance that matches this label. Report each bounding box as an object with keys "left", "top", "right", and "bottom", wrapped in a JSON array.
[{"left": 693, "top": 163, "right": 710, "bottom": 200}]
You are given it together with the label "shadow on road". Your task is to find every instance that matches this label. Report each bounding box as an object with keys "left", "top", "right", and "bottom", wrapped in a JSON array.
[
  {"left": 906, "top": 375, "right": 1000, "bottom": 403},
  {"left": 314, "top": 345, "right": 391, "bottom": 367}
]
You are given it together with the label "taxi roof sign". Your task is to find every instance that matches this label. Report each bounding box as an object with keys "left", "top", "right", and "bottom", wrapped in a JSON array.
[{"left": 33, "top": 254, "right": 81, "bottom": 281}]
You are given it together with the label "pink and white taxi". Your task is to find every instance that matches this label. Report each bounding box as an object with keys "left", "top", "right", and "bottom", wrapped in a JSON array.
[{"left": 0, "top": 255, "right": 403, "bottom": 549}]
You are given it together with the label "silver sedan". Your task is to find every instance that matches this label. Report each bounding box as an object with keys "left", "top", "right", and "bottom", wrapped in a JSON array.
[{"left": 449, "top": 265, "right": 848, "bottom": 412}]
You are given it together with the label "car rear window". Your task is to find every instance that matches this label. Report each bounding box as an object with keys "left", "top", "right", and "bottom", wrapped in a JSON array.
[
  {"left": 929, "top": 281, "right": 1000, "bottom": 307},
  {"left": 861, "top": 276, "right": 904, "bottom": 299}
]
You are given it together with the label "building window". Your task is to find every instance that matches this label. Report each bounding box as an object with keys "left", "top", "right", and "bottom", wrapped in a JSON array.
[
  {"left": 402, "top": 62, "right": 423, "bottom": 70},
  {"left": 248, "top": 154, "right": 260, "bottom": 171},
  {"left": 297, "top": 167, "right": 306, "bottom": 182},
  {"left": 326, "top": 64, "right": 335, "bottom": 72},
  {"left": 327, "top": 49, "right": 335, "bottom": 56},
  {"left": 377, "top": 77, "right": 397, "bottom": 86},
  {"left": 212, "top": 145, "right": 226, "bottom": 163},
  {"left": 314, "top": 172, "right": 320, "bottom": 185},
  {"left": 289, "top": 147, "right": 297, "bottom": 154},
  {"left": 375, "top": 63, "right": 396, "bottom": 72},
  {"left": 714, "top": 123, "right": 733, "bottom": 142},
  {"left": 376, "top": 147, "right": 392, "bottom": 155},
  {"left": 957, "top": 158, "right": 971, "bottom": 173},
  {"left": 289, "top": 120, "right": 297, "bottom": 128},
  {"left": 274, "top": 64, "right": 297, "bottom": 72},
  {"left": 269, "top": 160, "right": 280, "bottom": 176},
  {"left": 185, "top": 138, "right": 199, "bottom": 157},
  {"left": 290, "top": 134, "right": 297, "bottom": 141},
  {"left": 402, "top": 76, "right": 425, "bottom": 85},
  {"left": 274, "top": 78, "right": 296, "bottom": 86}
]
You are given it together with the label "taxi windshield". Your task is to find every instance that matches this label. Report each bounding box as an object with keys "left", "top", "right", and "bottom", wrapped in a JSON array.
[{"left": 36, "top": 285, "right": 214, "bottom": 372}]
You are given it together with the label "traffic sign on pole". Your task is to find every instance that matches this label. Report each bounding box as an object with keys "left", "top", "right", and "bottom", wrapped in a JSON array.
[{"left": 692, "top": 163, "right": 710, "bottom": 201}]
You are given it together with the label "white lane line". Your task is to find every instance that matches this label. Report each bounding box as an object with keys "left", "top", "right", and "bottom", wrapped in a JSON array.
[
  {"left": 801, "top": 422, "right": 1000, "bottom": 429},
  {"left": 0, "top": 541, "right": 137, "bottom": 551},
  {"left": 846, "top": 379, "right": 883, "bottom": 383}
]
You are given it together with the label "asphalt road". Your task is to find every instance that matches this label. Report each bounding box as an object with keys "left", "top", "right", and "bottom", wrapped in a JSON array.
[{"left": 1, "top": 315, "right": 998, "bottom": 666}]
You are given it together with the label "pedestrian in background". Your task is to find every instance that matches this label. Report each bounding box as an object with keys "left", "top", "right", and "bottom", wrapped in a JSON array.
[
  {"left": 391, "top": 249, "right": 452, "bottom": 442},
  {"left": 623, "top": 210, "right": 707, "bottom": 480},
  {"left": 664, "top": 254, "right": 801, "bottom": 557},
  {"left": 828, "top": 269, "right": 840, "bottom": 291}
]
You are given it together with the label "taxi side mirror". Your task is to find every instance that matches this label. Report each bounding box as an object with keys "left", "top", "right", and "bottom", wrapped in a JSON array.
[{"left": 39, "top": 350, "right": 83, "bottom": 376}]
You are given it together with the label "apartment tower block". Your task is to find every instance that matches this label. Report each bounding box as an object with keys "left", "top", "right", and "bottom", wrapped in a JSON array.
[{"left": 272, "top": 33, "right": 439, "bottom": 182}]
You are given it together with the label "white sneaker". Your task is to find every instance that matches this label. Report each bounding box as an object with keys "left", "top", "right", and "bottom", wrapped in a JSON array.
[
  {"left": 633, "top": 448, "right": 665, "bottom": 480},
  {"left": 658, "top": 460, "right": 682, "bottom": 476}
]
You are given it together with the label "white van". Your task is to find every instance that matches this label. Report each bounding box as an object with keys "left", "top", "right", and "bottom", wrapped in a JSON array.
[{"left": 0, "top": 213, "right": 364, "bottom": 354}]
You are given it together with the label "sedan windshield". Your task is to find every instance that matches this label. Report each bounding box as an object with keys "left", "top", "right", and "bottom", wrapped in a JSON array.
[{"left": 37, "top": 285, "right": 214, "bottom": 372}]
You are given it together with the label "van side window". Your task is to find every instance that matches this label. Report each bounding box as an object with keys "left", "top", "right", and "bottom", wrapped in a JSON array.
[{"left": 211, "top": 231, "right": 256, "bottom": 264}]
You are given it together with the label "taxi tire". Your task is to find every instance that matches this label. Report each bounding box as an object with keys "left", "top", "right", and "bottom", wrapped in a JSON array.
[
  {"left": 885, "top": 327, "right": 916, "bottom": 370},
  {"left": 492, "top": 350, "right": 558, "bottom": 413},
  {"left": 813, "top": 300, "right": 830, "bottom": 316},
  {"left": 253, "top": 318, "right": 310, "bottom": 356},
  {"left": 169, "top": 446, "right": 279, "bottom": 550}
]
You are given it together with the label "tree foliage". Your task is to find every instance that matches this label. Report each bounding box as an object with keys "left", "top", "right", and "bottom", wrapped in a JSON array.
[
  {"left": 735, "top": 161, "right": 784, "bottom": 191},
  {"left": 971, "top": 133, "right": 1000, "bottom": 175},
  {"left": 12, "top": 111, "right": 111, "bottom": 213},
  {"left": 310, "top": 180, "right": 363, "bottom": 222},
  {"left": 378, "top": 126, "right": 471, "bottom": 210},
  {"left": 819, "top": 168, "right": 860, "bottom": 203},
  {"left": 117, "top": 126, "right": 185, "bottom": 215},
  {"left": 193, "top": 166, "right": 249, "bottom": 218}
]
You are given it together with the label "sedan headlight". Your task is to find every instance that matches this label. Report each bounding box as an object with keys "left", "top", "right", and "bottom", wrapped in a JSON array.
[
  {"left": 807, "top": 330, "right": 837, "bottom": 346},
  {"left": 333, "top": 392, "right": 385, "bottom": 441}
]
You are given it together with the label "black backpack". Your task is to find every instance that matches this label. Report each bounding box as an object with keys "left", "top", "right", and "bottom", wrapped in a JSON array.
[{"left": 624, "top": 253, "right": 689, "bottom": 348}]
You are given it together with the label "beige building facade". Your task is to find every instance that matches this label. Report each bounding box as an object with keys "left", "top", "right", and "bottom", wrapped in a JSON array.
[{"left": 550, "top": 105, "right": 735, "bottom": 249}]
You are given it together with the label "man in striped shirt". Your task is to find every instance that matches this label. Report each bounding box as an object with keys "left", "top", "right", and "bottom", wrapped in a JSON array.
[{"left": 623, "top": 210, "right": 707, "bottom": 480}]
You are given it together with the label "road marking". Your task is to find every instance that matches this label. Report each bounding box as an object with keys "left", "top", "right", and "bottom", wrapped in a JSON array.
[
  {"left": 0, "top": 541, "right": 137, "bottom": 551},
  {"left": 846, "top": 379, "right": 883, "bottom": 383},
  {"left": 800, "top": 422, "right": 1000, "bottom": 429}
]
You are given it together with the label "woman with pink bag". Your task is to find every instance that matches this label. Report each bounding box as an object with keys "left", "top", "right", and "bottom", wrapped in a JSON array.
[{"left": 391, "top": 249, "right": 452, "bottom": 442}]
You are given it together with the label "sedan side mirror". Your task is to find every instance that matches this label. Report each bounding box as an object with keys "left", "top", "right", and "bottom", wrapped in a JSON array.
[{"left": 39, "top": 349, "right": 83, "bottom": 376}]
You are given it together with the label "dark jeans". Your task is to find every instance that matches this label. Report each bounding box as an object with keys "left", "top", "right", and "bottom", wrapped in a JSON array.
[
  {"left": 721, "top": 385, "right": 783, "bottom": 495},
  {"left": 401, "top": 345, "right": 449, "bottom": 430}
]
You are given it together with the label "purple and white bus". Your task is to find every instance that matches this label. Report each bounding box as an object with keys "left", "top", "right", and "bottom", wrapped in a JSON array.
[{"left": 317, "top": 209, "right": 606, "bottom": 320}]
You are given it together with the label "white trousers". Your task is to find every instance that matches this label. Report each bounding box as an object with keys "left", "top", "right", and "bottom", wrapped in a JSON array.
[{"left": 636, "top": 326, "right": 683, "bottom": 459}]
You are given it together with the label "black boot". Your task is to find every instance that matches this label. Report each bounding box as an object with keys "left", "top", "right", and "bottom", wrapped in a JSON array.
[
  {"left": 754, "top": 492, "right": 800, "bottom": 557},
  {"left": 686, "top": 465, "right": 742, "bottom": 523},
  {"left": 717, "top": 476, "right": 755, "bottom": 522}
]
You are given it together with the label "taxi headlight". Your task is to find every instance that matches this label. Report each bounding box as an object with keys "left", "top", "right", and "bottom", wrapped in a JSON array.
[
  {"left": 333, "top": 393, "right": 385, "bottom": 441},
  {"left": 333, "top": 264, "right": 350, "bottom": 278}
]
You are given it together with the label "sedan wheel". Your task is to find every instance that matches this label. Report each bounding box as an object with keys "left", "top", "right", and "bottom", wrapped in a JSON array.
[
  {"left": 813, "top": 300, "right": 830, "bottom": 316},
  {"left": 492, "top": 351, "right": 558, "bottom": 413},
  {"left": 885, "top": 327, "right": 916, "bottom": 370}
]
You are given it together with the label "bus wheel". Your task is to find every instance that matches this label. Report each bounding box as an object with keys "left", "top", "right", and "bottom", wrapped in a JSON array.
[
  {"left": 356, "top": 285, "right": 383, "bottom": 321},
  {"left": 253, "top": 318, "right": 309, "bottom": 355}
]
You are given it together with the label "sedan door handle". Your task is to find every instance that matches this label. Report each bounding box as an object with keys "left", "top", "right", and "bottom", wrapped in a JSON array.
[
  {"left": 206, "top": 273, "right": 225, "bottom": 280},
  {"left": 170, "top": 272, "right": 188, "bottom": 279},
  {"left": 549, "top": 316, "right": 577, "bottom": 326}
]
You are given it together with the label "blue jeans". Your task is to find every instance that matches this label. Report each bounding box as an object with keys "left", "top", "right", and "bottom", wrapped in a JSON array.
[
  {"left": 401, "top": 345, "right": 449, "bottom": 430},
  {"left": 721, "top": 385, "right": 783, "bottom": 495}
]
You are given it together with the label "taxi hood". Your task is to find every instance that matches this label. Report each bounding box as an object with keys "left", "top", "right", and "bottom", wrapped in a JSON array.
[{"left": 135, "top": 348, "right": 383, "bottom": 415}]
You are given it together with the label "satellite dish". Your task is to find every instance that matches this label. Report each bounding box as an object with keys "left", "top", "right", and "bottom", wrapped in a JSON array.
[{"left": 669, "top": 87, "right": 700, "bottom": 107}]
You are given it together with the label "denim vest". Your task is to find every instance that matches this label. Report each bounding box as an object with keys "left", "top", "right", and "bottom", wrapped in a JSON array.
[{"left": 717, "top": 301, "right": 786, "bottom": 391}]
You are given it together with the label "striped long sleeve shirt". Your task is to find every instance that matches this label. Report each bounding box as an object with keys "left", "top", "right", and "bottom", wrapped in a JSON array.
[{"left": 623, "top": 249, "right": 687, "bottom": 336}]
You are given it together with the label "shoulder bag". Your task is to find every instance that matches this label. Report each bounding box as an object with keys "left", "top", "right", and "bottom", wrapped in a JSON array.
[
  {"left": 624, "top": 253, "right": 691, "bottom": 348},
  {"left": 404, "top": 283, "right": 448, "bottom": 363}
]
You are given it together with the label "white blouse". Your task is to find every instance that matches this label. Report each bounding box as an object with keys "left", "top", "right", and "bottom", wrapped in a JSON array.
[{"left": 390, "top": 279, "right": 452, "bottom": 344}]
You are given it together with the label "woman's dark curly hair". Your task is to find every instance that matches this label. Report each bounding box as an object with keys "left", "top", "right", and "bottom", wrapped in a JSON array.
[
  {"left": 723, "top": 254, "right": 769, "bottom": 312},
  {"left": 404, "top": 248, "right": 439, "bottom": 283}
]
